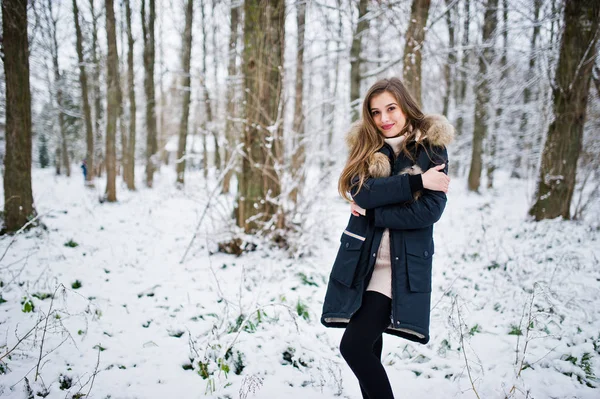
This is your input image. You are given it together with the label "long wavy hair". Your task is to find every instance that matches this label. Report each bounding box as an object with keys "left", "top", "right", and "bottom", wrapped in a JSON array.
[{"left": 338, "top": 78, "right": 430, "bottom": 202}]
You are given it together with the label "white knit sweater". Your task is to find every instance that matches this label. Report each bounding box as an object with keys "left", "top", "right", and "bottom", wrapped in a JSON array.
[{"left": 366, "top": 135, "right": 405, "bottom": 298}]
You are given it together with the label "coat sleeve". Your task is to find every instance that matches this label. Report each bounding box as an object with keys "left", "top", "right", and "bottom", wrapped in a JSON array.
[
  {"left": 370, "top": 190, "right": 446, "bottom": 229},
  {"left": 368, "top": 145, "right": 449, "bottom": 229},
  {"left": 351, "top": 174, "right": 421, "bottom": 209}
]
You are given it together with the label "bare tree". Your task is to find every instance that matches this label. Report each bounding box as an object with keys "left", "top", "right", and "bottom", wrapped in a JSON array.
[
  {"left": 512, "top": 0, "right": 542, "bottom": 179},
  {"left": 124, "top": 0, "right": 136, "bottom": 190},
  {"left": 45, "top": 0, "right": 71, "bottom": 177},
  {"left": 327, "top": 0, "right": 344, "bottom": 148},
  {"left": 89, "top": 0, "right": 104, "bottom": 177},
  {"left": 200, "top": 0, "right": 213, "bottom": 180},
  {"left": 402, "top": 0, "right": 431, "bottom": 105},
  {"left": 211, "top": 0, "right": 221, "bottom": 173},
  {"left": 487, "top": 0, "right": 509, "bottom": 189},
  {"left": 105, "top": 0, "right": 119, "bottom": 202},
  {"left": 350, "top": 0, "right": 368, "bottom": 122},
  {"left": 443, "top": 0, "right": 456, "bottom": 117},
  {"left": 467, "top": 0, "right": 498, "bottom": 192},
  {"left": 290, "top": 0, "right": 307, "bottom": 204},
  {"left": 529, "top": 1, "right": 600, "bottom": 220},
  {"left": 237, "top": 0, "right": 285, "bottom": 233},
  {"left": 73, "top": 0, "right": 94, "bottom": 186},
  {"left": 117, "top": 4, "right": 128, "bottom": 188},
  {"left": 222, "top": 2, "right": 241, "bottom": 193},
  {"left": 141, "top": 0, "right": 157, "bottom": 187},
  {"left": 2, "top": 0, "right": 37, "bottom": 232},
  {"left": 176, "top": 0, "right": 194, "bottom": 185},
  {"left": 453, "top": 0, "right": 470, "bottom": 176}
]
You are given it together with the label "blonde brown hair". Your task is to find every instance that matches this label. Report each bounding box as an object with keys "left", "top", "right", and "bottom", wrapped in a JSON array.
[{"left": 338, "top": 78, "right": 429, "bottom": 202}]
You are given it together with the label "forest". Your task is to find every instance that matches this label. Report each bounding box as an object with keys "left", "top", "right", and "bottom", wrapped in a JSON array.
[{"left": 0, "top": 0, "right": 599, "bottom": 398}]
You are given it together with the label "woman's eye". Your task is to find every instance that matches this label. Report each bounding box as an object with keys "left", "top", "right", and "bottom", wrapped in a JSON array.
[
  {"left": 371, "top": 111, "right": 379, "bottom": 116},
  {"left": 388, "top": 107, "right": 396, "bottom": 112}
]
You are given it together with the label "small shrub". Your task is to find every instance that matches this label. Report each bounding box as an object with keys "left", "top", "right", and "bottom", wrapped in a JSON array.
[
  {"left": 0, "top": 295, "right": 7, "bottom": 305},
  {"left": 21, "top": 297, "right": 35, "bottom": 313},
  {"left": 59, "top": 374, "right": 73, "bottom": 390},
  {"left": 64, "top": 240, "right": 79, "bottom": 248},
  {"left": 168, "top": 330, "right": 185, "bottom": 338},
  {"left": 32, "top": 292, "right": 53, "bottom": 300},
  {"left": 296, "top": 300, "right": 310, "bottom": 321},
  {"left": 72, "top": 280, "right": 82, "bottom": 289},
  {"left": 508, "top": 324, "right": 522, "bottom": 336},
  {"left": 198, "top": 360, "right": 210, "bottom": 379},
  {"left": 233, "top": 351, "right": 245, "bottom": 375},
  {"left": 297, "top": 272, "right": 318, "bottom": 287},
  {"left": 469, "top": 324, "right": 481, "bottom": 336},
  {"left": 93, "top": 344, "right": 106, "bottom": 352}
]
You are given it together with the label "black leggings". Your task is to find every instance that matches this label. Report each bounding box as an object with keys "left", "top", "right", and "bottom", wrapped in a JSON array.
[{"left": 340, "top": 291, "right": 394, "bottom": 399}]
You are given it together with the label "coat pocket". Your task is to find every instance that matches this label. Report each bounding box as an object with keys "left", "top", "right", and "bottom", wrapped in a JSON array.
[
  {"left": 405, "top": 241, "right": 434, "bottom": 293},
  {"left": 330, "top": 231, "right": 365, "bottom": 287}
]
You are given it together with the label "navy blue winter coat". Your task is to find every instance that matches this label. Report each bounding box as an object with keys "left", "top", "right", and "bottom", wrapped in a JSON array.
[{"left": 321, "top": 115, "right": 454, "bottom": 344}]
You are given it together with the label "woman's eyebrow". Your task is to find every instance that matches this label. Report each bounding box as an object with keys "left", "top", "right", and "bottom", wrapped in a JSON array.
[{"left": 370, "top": 102, "right": 398, "bottom": 111}]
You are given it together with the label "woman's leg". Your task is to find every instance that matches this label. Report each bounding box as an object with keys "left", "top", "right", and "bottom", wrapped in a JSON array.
[
  {"left": 359, "top": 336, "right": 383, "bottom": 399},
  {"left": 339, "top": 291, "right": 393, "bottom": 399}
]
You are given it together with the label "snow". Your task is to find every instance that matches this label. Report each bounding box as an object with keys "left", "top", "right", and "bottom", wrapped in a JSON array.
[{"left": 0, "top": 166, "right": 599, "bottom": 398}]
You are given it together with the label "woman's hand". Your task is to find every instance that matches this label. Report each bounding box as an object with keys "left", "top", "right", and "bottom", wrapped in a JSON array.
[
  {"left": 422, "top": 164, "right": 450, "bottom": 193},
  {"left": 351, "top": 202, "right": 366, "bottom": 217}
]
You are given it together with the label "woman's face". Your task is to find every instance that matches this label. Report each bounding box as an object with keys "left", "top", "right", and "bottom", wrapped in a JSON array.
[{"left": 369, "top": 91, "right": 407, "bottom": 138}]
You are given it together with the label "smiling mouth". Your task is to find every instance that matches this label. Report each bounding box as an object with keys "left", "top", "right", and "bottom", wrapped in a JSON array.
[{"left": 382, "top": 124, "right": 395, "bottom": 130}]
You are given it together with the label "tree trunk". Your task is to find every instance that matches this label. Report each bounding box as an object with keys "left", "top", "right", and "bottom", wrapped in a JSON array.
[
  {"left": 117, "top": 4, "right": 128, "bottom": 186},
  {"left": 487, "top": 0, "right": 509, "bottom": 189},
  {"left": 529, "top": 1, "right": 600, "bottom": 220},
  {"left": 211, "top": 0, "right": 221, "bottom": 173},
  {"left": 237, "top": 0, "right": 285, "bottom": 233},
  {"left": 176, "top": 0, "right": 194, "bottom": 185},
  {"left": 200, "top": 0, "right": 213, "bottom": 180},
  {"left": 467, "top": 0, "right": 497, "bottom": 192},
  {"left": 350, "top": 0, "right": 368, "bottom": 122},
  {"left": 142, "top": 0, "right": 157, "bottom": 187},
  {"left": 403, "top": 0, "right": 431, "bottom": 106},
  {"left": 125, "top": 0, "right": 136, "bottom": 190},
  {"left": 327, "top": 0, "right": 343, "bottom": 149},
  {"left": 47, "top": 0, "right": 71, "bottom": 177},
  {"left": 290, "top": 0, "right": 307, "bottom": 204},
  {"left": 105, "top": 0, "right": 119, "bottom": 202},
  {"left": 2, "top": 0, "right": 37, "bottom": 233},
  {"left": 89, "top": 0, "right": 104, "bottom": 177},
  {"left": 158, "top": 9, "right": 168, "bottom": 166},
  {"left": 512, "top": 0, "right": 542, "bottom": 179},
  {"left": 73, "top": 0, "right": 94, "bottom": 186},
  {"left": 453, "top": 0, "right": 470, "bottom": 176},
  {"left": 117, "top": 58, "right": 128, "bottom": 186},
  {"left": 442, "top": 0, "right": 456, "bottom": 117},
  {"left": 222, "top": 2, "right": 241, "bottom": 194}
]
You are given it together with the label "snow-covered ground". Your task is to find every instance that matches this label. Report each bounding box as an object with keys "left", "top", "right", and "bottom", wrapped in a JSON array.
[{"left": 0, "top": 166, "right": 599, "bottom": 399}]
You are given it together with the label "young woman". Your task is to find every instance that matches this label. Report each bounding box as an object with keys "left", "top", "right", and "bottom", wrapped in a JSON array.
[{"left": 321, "top": 77, "right": 454, "bottom": 399}]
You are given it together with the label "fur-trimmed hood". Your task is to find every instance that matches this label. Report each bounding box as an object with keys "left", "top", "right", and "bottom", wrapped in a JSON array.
[{"left": 345, "top": 114, "right": 455, "bottom": 149}]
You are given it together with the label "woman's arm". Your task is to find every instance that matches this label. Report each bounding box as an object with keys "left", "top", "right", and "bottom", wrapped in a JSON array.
[
  {"left": 366, "top": 146, "right": 450, "bottom": 229},
  {"left": 368, "top": 190, "right": 446, "bottom": 229},
  {"left": 350, "top": 174, "right": 422, "bottom": 209}
]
